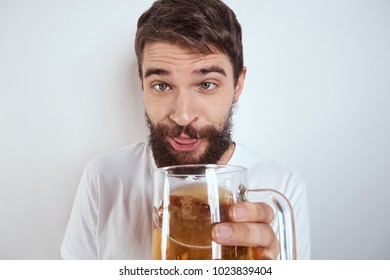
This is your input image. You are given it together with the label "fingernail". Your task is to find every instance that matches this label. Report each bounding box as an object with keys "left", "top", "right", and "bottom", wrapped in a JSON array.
[
  {"left": 233, "top": 206, "right": 247, "bottom": 221},
  {"left": 215, "top": 224, "right": 233, "bottom": 241}
]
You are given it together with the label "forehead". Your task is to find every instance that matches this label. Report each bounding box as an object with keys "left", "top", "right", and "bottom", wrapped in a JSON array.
[{"left": 141, "top": 42, "right": 233, "bottom": 76}]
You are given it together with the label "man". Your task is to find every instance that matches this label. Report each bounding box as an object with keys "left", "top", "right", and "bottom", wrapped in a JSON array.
[{"left": 61, "top": 0, "right": 310, "bottom": 259}]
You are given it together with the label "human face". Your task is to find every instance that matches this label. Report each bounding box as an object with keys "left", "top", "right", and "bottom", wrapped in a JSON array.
[{"left": 141, "top": 42, "right": 246, "bottom": 167}]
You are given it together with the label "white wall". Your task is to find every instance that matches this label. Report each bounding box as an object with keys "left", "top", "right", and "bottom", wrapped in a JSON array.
[{"left": 0, "top": 0, "right": 389, "bottom": 259}]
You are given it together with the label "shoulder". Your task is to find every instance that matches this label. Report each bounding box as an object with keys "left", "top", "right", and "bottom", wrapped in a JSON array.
[
  {"left": 231, "top": 143, "right": 305, "bottom": 190},
  {"left": 231, "top": 143, "right": 299, "bottom": 175},
  {"left": 84, "top": 142, "right": 150, "bottom": 176}
]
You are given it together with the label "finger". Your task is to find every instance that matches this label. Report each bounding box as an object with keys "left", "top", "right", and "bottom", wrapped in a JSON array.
[
  {"left": 251, "top": 239, "right": 280, "bottom": 260},
  {"left": 212, "top": 222, "right": 280, "bottom": 260},
  {"left": 229, "top": 202, "right": 274, "bottom": 223},
  {"left": 212, "top": 222, "right": 276, "bottom": 248}
]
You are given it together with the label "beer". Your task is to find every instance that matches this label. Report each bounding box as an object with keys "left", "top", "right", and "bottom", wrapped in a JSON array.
[{"left": 152, "top": 183, "right": 252, "bottom": 260}]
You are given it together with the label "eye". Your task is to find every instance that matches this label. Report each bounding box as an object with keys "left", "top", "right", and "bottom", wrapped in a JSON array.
[
  {"left": 153, "top": 83, "right": 171, "bottom": 92},
  {"left": 200, "top": 82, "right": 217, "bottom": 90}
]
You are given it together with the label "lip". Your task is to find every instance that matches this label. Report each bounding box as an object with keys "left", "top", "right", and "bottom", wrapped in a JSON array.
[{"left": 168, "top": 135, "right": 203, "bottom": 152}]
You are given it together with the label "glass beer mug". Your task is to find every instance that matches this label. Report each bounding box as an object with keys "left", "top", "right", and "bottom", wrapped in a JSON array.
[{"left": 152, "top": 164, "right": 296, "bottom": 260}]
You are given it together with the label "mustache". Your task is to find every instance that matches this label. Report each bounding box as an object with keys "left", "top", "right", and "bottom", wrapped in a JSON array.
[
  {"left": 160, "top": 124, "right": 200, "bottom": 139},
  {"left": 145, "top": 116, "right": 231, "bottom": 142},
  {"left": 150, "top": 122, "right": 214, "bottom": 141}
]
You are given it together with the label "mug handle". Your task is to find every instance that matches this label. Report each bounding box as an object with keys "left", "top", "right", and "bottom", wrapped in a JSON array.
[{"left": 239, "top": 187, "right": 297, "bottom": 260}]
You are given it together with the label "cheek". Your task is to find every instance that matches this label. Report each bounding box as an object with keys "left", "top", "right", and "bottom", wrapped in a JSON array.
[
  {"left": 203, "top": 94, "right": 234, "bottom": 122},
  {"left": 143, "top": 95, "right": 157, "bottom": 119},
  {"left": 143, "top": 95, "right": 171, "bottom": 124}
]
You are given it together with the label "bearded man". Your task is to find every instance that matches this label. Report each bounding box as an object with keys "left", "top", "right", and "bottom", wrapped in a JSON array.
[{"left": 61, "top": 0, "right": 310, "bottom": 260}]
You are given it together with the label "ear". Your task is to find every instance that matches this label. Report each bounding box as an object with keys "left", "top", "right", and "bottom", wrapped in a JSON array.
[{"left": 233, "top": 66, "right": 247, "bottom": 103}]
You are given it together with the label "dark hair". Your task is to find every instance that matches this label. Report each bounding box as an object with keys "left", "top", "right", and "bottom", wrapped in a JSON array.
[{"left": 135, "top": 0, "right": 243, "bottom": 85}]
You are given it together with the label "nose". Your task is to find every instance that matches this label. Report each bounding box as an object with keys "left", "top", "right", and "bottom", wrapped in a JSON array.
[{"left": 169, "top": 90, "right": 198, "bottom": 127}]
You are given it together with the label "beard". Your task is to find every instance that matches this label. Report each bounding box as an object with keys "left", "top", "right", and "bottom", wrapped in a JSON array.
[{"left": 146, "top": 108, "right": 235, "bottom": 168}]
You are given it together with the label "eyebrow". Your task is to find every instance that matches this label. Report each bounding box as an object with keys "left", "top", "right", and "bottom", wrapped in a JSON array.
[
  {"left": 144, "top": 66, "right": 227, "bottom": 79},
  {"left": 195, "top": 66, "right": 226, "bottom": 77},
  {"left": 144, "top": 68, "right": 171, "bottom": 78}
]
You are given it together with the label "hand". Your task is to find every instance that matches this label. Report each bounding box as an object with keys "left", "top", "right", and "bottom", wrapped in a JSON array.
[{"left": 211, "top": 202, "right": 279, "bottom": 260}]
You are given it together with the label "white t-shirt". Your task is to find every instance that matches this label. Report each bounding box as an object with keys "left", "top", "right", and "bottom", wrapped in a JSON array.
[{"left": 61, "top": 142, "right": 310, "bottom": 259}]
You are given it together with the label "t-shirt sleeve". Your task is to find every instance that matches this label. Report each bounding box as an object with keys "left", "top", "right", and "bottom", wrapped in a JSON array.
[{"left": 61, "top": 167, "right": 99, "bottom": 259}]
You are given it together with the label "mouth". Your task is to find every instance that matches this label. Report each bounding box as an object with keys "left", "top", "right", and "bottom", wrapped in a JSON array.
[{"left": 168, "top": 134, "right": 203, "bottom": 152}]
